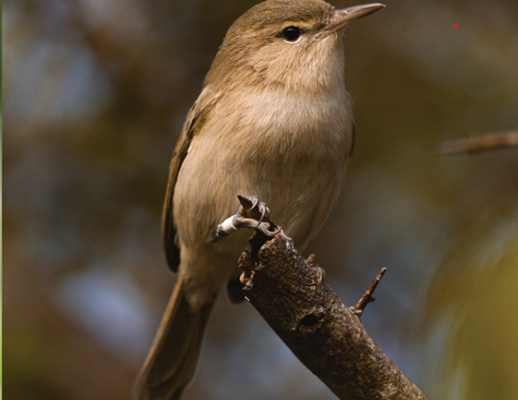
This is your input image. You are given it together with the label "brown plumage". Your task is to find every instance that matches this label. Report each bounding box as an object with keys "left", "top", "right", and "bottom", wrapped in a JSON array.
[{"left": 133, "top": 1, "right": 383, "bottom": 399}]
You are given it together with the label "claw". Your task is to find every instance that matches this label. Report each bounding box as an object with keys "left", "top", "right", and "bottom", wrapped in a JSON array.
[
  {"left": 257, "top": 203, "right": 268, "bottom": 223},
  {"left": 213, "top": 195, "right": 281, "bottom": 241},
  {"left": 250, "top": 196, "right": 259, "bottom": 210}
]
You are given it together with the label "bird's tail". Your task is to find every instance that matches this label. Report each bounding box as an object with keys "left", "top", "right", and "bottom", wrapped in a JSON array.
[{"left": 133, "top": 276, "right": 214, "bottom": 400}]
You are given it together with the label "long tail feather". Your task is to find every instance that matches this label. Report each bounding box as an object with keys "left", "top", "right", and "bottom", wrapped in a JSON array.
[{"left": 133, "top": 277, "right": 214, "bottom": 400}]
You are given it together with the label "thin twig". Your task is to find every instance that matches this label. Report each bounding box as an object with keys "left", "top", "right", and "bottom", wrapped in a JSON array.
[
  {"left": 350, "top": 268, "right": 387, "bottom": 317},
  {"left": 434, "top": 130, "right": 518, "bottom": 154}
]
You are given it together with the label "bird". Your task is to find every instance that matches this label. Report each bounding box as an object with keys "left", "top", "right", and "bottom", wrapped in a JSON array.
[{"left": 133, "top": 1, "right": 384, "bottom": 399}]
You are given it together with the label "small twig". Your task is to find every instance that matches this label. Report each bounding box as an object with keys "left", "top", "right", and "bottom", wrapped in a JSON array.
[
  {"left": 350, "top": 268, "right": 387, "bottom": 317},
  {"left": 434, "top": 130, "right": 518, "bottom": 154}
]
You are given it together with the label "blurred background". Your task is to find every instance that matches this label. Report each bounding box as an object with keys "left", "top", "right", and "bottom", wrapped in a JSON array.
[{"left": 3, "top": 0, "right": 518, "bottom": 399}]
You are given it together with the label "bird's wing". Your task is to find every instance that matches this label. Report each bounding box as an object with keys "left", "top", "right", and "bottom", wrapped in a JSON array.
[{"left": 162, "top": 85, "right": 221, "bottom": 272}]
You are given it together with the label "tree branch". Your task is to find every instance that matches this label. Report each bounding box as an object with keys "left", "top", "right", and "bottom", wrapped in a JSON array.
[
  {"left": 434, "top": 130, "right": 518, "bottom": 154},
  {"left": 234, "top": 196, "right": 428, "bottom": 400}
]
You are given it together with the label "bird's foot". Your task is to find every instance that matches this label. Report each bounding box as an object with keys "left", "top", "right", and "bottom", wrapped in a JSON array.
[{"left": 212, "top": 195, "right": 281, "bottom": 241}]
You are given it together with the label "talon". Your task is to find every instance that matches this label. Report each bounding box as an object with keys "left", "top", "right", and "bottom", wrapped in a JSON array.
[
  {"left": 216, "top": 195, "right": 282, "bottom": 239},
  {"left": 256, "top": 202, "right": 270, "bottom": 223},
  {"left": 266, "top": 226, "right": 282, "bottom": 237},
  {"left": 258, "top": 204, "right": 267, "bottom": 222},
  {"left": 249, "top": 196, "right": 259, "bottom": 211}
]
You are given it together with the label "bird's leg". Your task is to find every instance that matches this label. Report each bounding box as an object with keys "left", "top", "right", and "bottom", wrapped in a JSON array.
[{"left": 211, "top": 195, "right": 281, "bottom": 241}]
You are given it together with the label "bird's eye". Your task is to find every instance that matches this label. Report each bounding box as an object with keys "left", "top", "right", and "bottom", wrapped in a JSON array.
[{"left": 282, "top": 26, "right": 301, "bottom": 42}]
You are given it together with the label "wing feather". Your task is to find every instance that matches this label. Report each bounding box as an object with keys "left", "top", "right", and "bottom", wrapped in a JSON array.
[{"left": 162, "top": 86, "right": 221, "bottom": 272}]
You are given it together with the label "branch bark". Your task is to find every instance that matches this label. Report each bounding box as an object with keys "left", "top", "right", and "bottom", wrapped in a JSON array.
[{"left": 234, "top": 198, "right": 428, "bottom": 400}]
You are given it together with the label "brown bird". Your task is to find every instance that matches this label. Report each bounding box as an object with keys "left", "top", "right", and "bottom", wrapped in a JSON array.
[{"left": 134, "top": 1, "right": 384, "bottom": 399}]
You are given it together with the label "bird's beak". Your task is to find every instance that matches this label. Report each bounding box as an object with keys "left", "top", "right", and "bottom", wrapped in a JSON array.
[{"left": 321, "top": 3, "right": 385, "bottom": 35}]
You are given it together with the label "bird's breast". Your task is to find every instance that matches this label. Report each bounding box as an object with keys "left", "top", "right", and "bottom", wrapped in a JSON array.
[
  {"left": 174, "top": 85, "right": 353, "bottom": 255},
  {"left": 228, "top": 85, "right": 353, "bottom": 160}
]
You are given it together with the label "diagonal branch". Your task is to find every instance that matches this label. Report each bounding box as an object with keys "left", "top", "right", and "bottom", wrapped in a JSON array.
[{"left": 233, "top": 196, "right": 429, "bottom": 400}]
